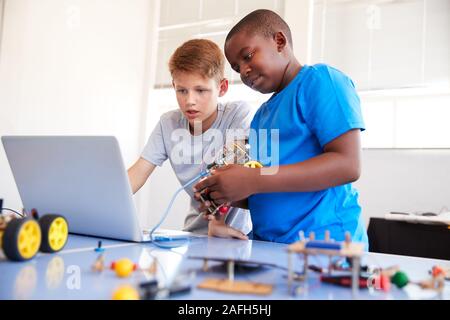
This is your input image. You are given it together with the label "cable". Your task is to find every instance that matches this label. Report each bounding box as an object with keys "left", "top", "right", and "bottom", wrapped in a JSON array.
[
  {"left": 149, "top": 170, "right": 209, "bottom": 249},
  {"left": 1, "top": 207, "right": 25, "bottom": 218}
]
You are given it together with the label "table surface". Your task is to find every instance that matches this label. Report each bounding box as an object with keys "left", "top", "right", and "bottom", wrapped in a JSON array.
[{"left": 0, "top": 234, "right": 449, "bottom": 300}]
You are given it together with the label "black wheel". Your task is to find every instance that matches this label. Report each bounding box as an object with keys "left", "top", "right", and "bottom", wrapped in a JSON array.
[
  {"left": 2, "top": 218, "right": 41, "bottom": 261},
  {"left": 39, "top": 214, "right": 68, "bottom": 253}
]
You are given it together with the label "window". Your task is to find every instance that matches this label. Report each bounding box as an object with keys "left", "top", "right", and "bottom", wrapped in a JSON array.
[
  {"left": 155, "top": 0, "right": 284, "bottom": 88},
  {"left": 146, "top": 0, "right": 283, "bottom": 133},
  {"left": 311, "top": 0, "right": 450, "bottom": 90},
  {"left": 311, "top": 0, "right": 450, "bottom": 148},
  {"left": 146, "top": 0, "right": 450, "bottom": 148}
]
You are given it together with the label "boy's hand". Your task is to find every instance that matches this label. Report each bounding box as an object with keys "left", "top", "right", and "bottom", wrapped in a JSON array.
[
  {"left": 193, "top": 192, "right": 231, "bottom": 221},
  {"left": 193, "top": 188, "right": 215, "bottom": 219},
  {"left": 207, "top": 213, "right": 248, "bottom": 240},
  {"left": 193, "top": 164, "right": 258, "bottom": 204}
]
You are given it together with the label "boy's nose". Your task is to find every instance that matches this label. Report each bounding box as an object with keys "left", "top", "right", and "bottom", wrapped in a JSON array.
[
  {"left": 241, "top": 65, "right": 251, "bottom": 79},
  {"left": 186, "top": 92, "right": 196, "bottom": 105}
]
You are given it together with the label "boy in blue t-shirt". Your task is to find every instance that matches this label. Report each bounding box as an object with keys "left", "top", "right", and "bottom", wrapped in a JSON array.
[{"left": 194, "top": 9, "right": 368, "bottom": 247}]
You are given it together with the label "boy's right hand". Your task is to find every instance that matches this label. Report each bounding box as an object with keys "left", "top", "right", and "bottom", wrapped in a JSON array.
[
  {"left": 193, "top": 190, "right": 212, "bottom": 219},
  {"left": 194, "top": 191, "right": 230, "bottom": 220},
  {"left": 194, "top": 192, "right": 247, "bottom": 240}
]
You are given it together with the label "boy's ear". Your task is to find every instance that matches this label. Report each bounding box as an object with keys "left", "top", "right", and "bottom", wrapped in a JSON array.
[
  {"left": 274, "top": 31, "right": 288, "bottom": 52},
  {"left": 218, "top": 78, "right": 229, "bottom": 97}
]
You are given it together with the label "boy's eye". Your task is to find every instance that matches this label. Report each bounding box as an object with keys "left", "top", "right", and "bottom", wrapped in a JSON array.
[
  {"left": 177, "top": 89, "right": 187, "bottom": 94},
  {"left": 244, "top": 51, "right": 254, "bottom": 61}
]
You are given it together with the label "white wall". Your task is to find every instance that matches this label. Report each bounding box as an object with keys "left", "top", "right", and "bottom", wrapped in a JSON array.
[
  {"left": 284, "top": 0, "right": 313, "bottom": 63},
  {"left": 0, "top": 0, "right": 158, "bottom": 226}
]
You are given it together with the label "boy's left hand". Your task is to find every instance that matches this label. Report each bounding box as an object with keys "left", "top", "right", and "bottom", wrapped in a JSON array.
[
  {"left": 193, "top": 164, "right": 257, "bottom": 204},
  {"left": 207, "top": 214, "right": 248, "bottom": 240}
]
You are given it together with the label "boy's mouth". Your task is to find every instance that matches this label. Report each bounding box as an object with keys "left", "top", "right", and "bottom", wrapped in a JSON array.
[
  {"left": 185, "top": 110, "right": 200, "bottom": 119},
  {"left": 249, "top": 75, "right": 262, "bottom": 89}
]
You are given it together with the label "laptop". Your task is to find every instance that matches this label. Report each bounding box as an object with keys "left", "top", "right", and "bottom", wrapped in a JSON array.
[{"left": 1, "top": 135, "right": 194, "bottom": 242}]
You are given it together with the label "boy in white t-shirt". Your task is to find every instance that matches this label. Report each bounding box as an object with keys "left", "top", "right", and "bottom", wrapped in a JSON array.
[{"left": 128, "top": 39, "right": 253, "bottom": 239}]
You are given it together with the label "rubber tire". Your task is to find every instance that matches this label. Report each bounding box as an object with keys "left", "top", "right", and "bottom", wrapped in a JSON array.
[
  {"left": 39, "top": 214, "right": 68, "bottom": 253},
  {"left": 2, "top": 218, "right": 41, "bottom": 261}
]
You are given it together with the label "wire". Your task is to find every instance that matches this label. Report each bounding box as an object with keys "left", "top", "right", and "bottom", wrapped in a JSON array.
[
  {"left": 149, "top": 170, "right": 209, "bottom": 249},
  {"left": 1, "top": 207, "right": 25, "bottom": 218}
]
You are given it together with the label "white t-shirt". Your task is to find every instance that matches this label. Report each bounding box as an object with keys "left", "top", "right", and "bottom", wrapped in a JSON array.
[{"left": 141, "top": 101, "right": 254, "bottom": 235}]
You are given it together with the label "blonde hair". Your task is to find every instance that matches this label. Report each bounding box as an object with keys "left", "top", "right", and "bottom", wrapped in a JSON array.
[{"left": 169, "top": 39, "right": 225, "bottom": 83}]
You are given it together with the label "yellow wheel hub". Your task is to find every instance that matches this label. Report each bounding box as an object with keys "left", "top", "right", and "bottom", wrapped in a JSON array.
[
  {"left": 48, "top": 217, "right": 68, "bottom": 251},
  {"left": 17, "top": 220, "right": 41, "bottom": 260},
  {"left": 244, "top": 160, "right": 263, "bottom": 168}
]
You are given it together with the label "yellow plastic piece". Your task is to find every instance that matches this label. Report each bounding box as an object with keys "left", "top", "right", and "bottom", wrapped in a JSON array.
[
  {"left": 112, "top": 285, "right": 140, "bottom": 300},
  {"left": 48, "top": 217, "right": 68, "bottom": 251},
  {"left": 113, "top": 258, "right": 135, "bottom": 278},
  {"left": 17, "top": 220, "right": 41, "bottom": 260},
  {"left": 0, "top": 230, "right": 3, "bottom": 249},
  {"left": 244, "top": 160, "right": 263, "bottom": 168}
]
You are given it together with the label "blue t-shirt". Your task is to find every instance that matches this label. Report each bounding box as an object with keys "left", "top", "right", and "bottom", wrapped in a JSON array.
[{"left": 248, "top": 64, "right": 368, "bottom": 246}]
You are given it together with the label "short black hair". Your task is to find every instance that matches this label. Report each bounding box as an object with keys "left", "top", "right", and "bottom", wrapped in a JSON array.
[{"left": 226, "top": 9, "right": 293, "bottom": 48}]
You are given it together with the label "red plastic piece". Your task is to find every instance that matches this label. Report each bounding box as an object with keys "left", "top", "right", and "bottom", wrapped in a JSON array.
[
  {"left": 219, "top": 206, "right": 229, "bottom": 214},
  {"left": 379, "top": 274, "right": 391, "bottom": 292},
  {"left": 431, "top": 265, "right": 445, "bottom": 277}
]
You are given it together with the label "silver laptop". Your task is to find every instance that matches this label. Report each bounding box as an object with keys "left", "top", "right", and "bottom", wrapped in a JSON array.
[{"left": 1, "top": 135, "right": 192, "bottom": 242}]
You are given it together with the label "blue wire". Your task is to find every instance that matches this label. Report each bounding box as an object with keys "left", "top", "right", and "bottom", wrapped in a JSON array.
[{"left": 149, "top": 170, "right": 209, "bottom": 249}]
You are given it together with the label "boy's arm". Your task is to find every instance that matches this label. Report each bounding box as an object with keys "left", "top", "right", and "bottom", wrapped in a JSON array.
[
  {"left": 255, "top": 129, "right": 361, "bottom": 193},
  {"left": 193, "top": 129, "right": 361, "bottom": 203},
  {"left": 127, "top": 157, "right": 156, "bottom": 194},
  {"left": 231, "top": 199, "right": 248, "bottom": 209}
]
